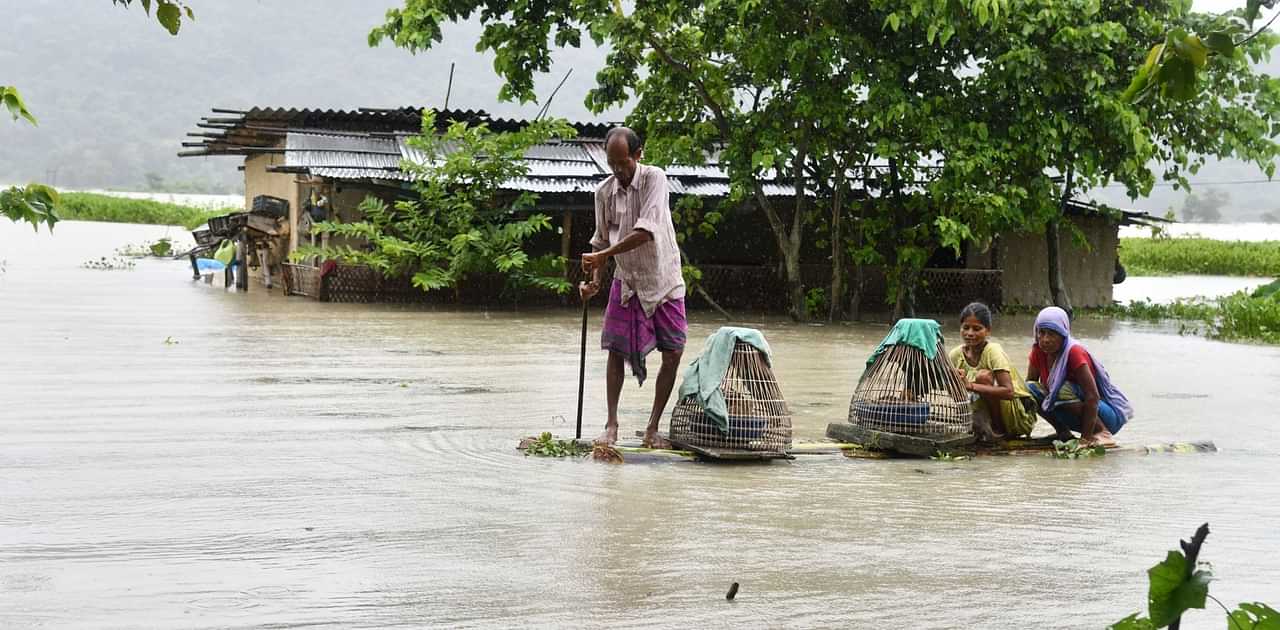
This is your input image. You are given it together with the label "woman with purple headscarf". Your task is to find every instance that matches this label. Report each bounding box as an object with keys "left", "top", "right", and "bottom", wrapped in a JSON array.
[{"left": 1025, "top": 307, "right": 1134, "bottom": 447}]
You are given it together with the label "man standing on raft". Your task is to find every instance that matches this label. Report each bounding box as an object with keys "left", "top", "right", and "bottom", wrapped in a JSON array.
[{"left": 579, "top": 127, "right": 687, "bottom": 447}]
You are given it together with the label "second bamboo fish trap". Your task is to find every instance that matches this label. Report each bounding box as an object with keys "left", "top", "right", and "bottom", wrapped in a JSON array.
[
  {"left": 670, "top": 340, "right": 793, "bottom": 453},
  {"left": 848, "top": 319, "right": 972, "bottom": 437}
]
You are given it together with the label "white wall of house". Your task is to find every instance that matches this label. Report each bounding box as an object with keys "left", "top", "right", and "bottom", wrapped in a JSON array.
[{"left": 243, "top": 153, "right": 301, "bottom": 253}]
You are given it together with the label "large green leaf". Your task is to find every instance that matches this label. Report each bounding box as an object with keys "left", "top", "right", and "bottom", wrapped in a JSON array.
[
  {"left": 1146, "top": 550, "right": 1213, "bottom": 627},
  {"left": 1204, "top": 31, "right": 1235, "bottom": 57},
  {"left": 1228, "top": 602, "right": 1280, "bottom": 630},
  {"left": 1158, "top": 56, "right": 1198, "bottom": 101},
  {"left": 156, "top": 2, "right": 182, "bottom": 35},
  {"left": 1, "top": 86, "right": 37, "bottom": 125},
  {"left": 1108, "top": 613, "right": 1155, "bottom": 630},
  {"left": 1174, "top": 35, "right": 1209, "bottom": 68}
]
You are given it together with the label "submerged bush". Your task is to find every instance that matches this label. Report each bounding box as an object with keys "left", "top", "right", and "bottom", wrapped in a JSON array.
[
  {"left": 1118, "top": 237, "right": 1280, "bottom": 277},
  {"left": 1104, "top": 290, "right": 1280, "bottom": 344},
  {"left": 56, "top": 193, "right": 234, "bottom": 230}
]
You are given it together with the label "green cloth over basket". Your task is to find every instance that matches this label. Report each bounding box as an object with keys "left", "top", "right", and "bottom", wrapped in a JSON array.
[
  {"left": 866, "top": 318, "right": 943, "bottom": 366},
  {"left": 678, "top": 326, "right": 772, "bottom": 435}
]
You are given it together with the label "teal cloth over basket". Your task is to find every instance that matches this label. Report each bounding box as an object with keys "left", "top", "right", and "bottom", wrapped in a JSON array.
[
  {"left": 678, "top": 326, "right": 772, "bottom": 435},
  {"left": 866, "top": 318, "right": 943, "bottom": 366}
]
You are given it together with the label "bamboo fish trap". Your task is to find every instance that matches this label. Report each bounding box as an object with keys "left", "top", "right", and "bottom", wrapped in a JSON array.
[
  {"left": 670, "top": 340, "right": 793, "bottom": 453},
  {"left": 848, "top": 319, "right": 972, "bottom": 437}
]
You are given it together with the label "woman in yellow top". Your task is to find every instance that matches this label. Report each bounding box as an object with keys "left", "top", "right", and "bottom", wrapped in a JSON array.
[{"left": 948, "top": 302, "right": 1037, "bottom": 440}]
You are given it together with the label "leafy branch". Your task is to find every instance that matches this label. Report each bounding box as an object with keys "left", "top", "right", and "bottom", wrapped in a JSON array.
[
  {"left": 289, "top": 111, "right": 577, "bottom": 298},
  {"left": 1111, "top": 523, "right": 1279, "bottom": 630},
  {"left": 110, "top": 0, "right": 195, "bottom": 35}
]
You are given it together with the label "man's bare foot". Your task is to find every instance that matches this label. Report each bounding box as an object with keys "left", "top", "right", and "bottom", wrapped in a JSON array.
[
  {"left": 642, "top": 429, "right": 672, "bottom": 449},
  {"left": 594, "top": 424, "right": 619, "bottom": 446}
]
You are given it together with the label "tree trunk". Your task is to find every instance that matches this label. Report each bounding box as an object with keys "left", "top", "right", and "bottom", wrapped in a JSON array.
[
  {"left": 828, "top": 172, "right": 845, "bottom": 322},
  {"left": 1046, "top": 220, "right": 1072, "bottom": 313},
  {"left": 679, "top": 247, "right": 732, "bottom": 321},
  {"left": 848, "top": 202, "right": 865, "bottom": 321},
  {"left": 888, "top": 158, "right": 915, "bottom": 320},
  {"left": 849, "top": 262, "right": 864, "bottom": 321},
  {"left": 1049, "top": 167, "right": 1075, "bottom": 313}
]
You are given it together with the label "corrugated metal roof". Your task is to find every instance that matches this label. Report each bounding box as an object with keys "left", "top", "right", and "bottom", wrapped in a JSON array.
[
  {"left": 286, "top": 132, "right": 398, "bottom": 154},
  {"left": 503, "top": 177, "right": 600, "bottom": 194},
  {"left": 303, "top": 167, "right": 410, "bottom": 181},
  {"left": 521, "top": 159, "right": 604, "bottom": 178},
  {"left": 284, "top": 133, "right": 401, "bottom": 170},
  {"left": 264, "top": 124, "right": 805, "bottom": 197},
  {"left": 523, "top": 142, "right": 599, "bottom": 163}
]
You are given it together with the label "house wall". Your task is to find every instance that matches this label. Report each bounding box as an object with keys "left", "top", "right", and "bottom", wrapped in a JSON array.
[
  {"left": 243, "top": 153, "right": 301, "bottom": 252},
  {"left": 998, "top": 215, "right": 1117, "bottom": 308}
]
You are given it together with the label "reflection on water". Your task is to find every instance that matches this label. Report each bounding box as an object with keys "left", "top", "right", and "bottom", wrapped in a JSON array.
[
  {"left": 3, "top": 220, "right": 1280, "bottom": 629},
  {"left": 1114, "top": 275, "right": 1273, "bottom": 304},
  {"left": 1119, "top": 222, "right": 1280, "bottom": 242}
]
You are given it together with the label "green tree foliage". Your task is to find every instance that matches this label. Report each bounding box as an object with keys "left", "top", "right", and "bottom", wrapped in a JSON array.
[
  {"left": 1124, "top": 0, "right": 1278, "bottom": 104},
  {"left": 1110, "top": 523, "right": 1280, "bottom": 629},
  {"left": 929, "top": 1, "right": 1279, "bottom": 309},
  {"left": 110, "top": 0, "right": 195, "bottom": 35},
  {"left": 1181, "top": 189, "right": 1230, "bottom": 223},
  {"left": 370, "top": 0, "right": 1278, "bottom": 316},
  {"left": 0, "top": 184, "right": 59, "bottom": 232},
  {"left": 290, "top": 111, "right": 576, "bottom": 297},
  {"left": 372, "top": 0, "right": 1008, "bottom": 320},
  {"left": 1, "top": 85, "right": 36, "bottom": 125}
]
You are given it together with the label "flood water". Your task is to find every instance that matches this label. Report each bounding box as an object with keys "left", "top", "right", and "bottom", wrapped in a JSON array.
[{"left": 4, "top": 221, "right": 1280, "bottom": 629}]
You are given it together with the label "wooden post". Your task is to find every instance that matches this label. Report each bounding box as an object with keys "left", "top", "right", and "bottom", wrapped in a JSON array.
[
  {"left": 235, "top": 233, "right": 249, "bottom": 291},
  {"left": 561, "top": 210, "right": 573, "bottom": 275},
  {"left": 828, "top": 170, "right": 845, "bottom": 322},
  {"left": 1049, "top": 165, "right": 1075, "bottom": 313},
  {"left": 258, "top": 245, "right": 272, "bottom": 289}
]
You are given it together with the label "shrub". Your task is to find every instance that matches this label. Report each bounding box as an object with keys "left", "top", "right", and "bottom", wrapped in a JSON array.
[
  {"left": 56, "top": 192, "right": 234, "bottom": 230},
  {"left": 1119, "top": 237, "right": 1280, "bottom": 276}
]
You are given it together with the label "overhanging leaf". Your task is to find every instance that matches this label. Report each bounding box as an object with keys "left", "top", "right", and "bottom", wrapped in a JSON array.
[
  {"left": 1108, "top": 613, "right": 1155, "bottom": 630},
  {"left": 156, "top": 2, "right": 182, "bottom": 35},
  {"left": 1176, "top": 35, "right": 1209, "bottom": 68},
  {"left": 1146, "top": 550, "right": 1213, "bottom": 627},
  {"left": 1228, "top": 602, "right": 1280, "bottom": 630},
  {"left": 1204, "top": 31, "right": 1235, "bottom": 56}
]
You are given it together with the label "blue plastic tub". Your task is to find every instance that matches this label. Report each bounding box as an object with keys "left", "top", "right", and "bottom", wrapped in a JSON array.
[
  {"left": 853, "top": 400, "right": 930, "bottom": 426},
  {"left": 690, "top": 414, "right": 767, "bottom": 440}
]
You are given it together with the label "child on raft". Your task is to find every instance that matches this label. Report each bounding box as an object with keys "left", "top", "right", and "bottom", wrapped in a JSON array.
[
  {"left": 948, "top": 302, "right": 1038, "bottom": 442},
  {"left": 1025, "top": 306, "right": 1134, "bottom": 447}
]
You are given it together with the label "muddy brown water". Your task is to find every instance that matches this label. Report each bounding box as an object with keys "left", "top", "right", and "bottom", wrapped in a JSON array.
[{"left": 3, "top": 221, "right": 1280, "bottom": 628}]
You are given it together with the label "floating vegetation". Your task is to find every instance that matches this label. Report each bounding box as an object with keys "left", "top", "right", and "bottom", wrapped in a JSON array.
[
  {"left": 1100, "top": 291, "right": 1280, "bottom": 345},
  {"left": 1119, "top": 237, "right": 1280, "bottom": 277},
  {"left": 162, "top": 336, "right": 179, "bottom": 345},
  {"left": 521, "top": 432, "right": 590, "bottom": 458},
  {"left": 81, "top": 256, "right": 136, "bottom": 271},
  {"left": 1050, "top": 439, "right": 1107, "bottom": 459},
  {"left": 116, "top": 237, "right": 175, "bottom": 257},
  {"left": 591, "top": 443, "right": 624, "bottom": 464},
  {"left": 57, "top": 192, "right": 231, "bottom": 230},
  {"left": 930, "top": 450, "right": 971, "bottom": 462}
]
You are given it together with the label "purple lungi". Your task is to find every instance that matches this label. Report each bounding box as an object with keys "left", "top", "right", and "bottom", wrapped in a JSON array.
[{"left": 601, "top": 279, "right": 687, "bottom": 386}]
